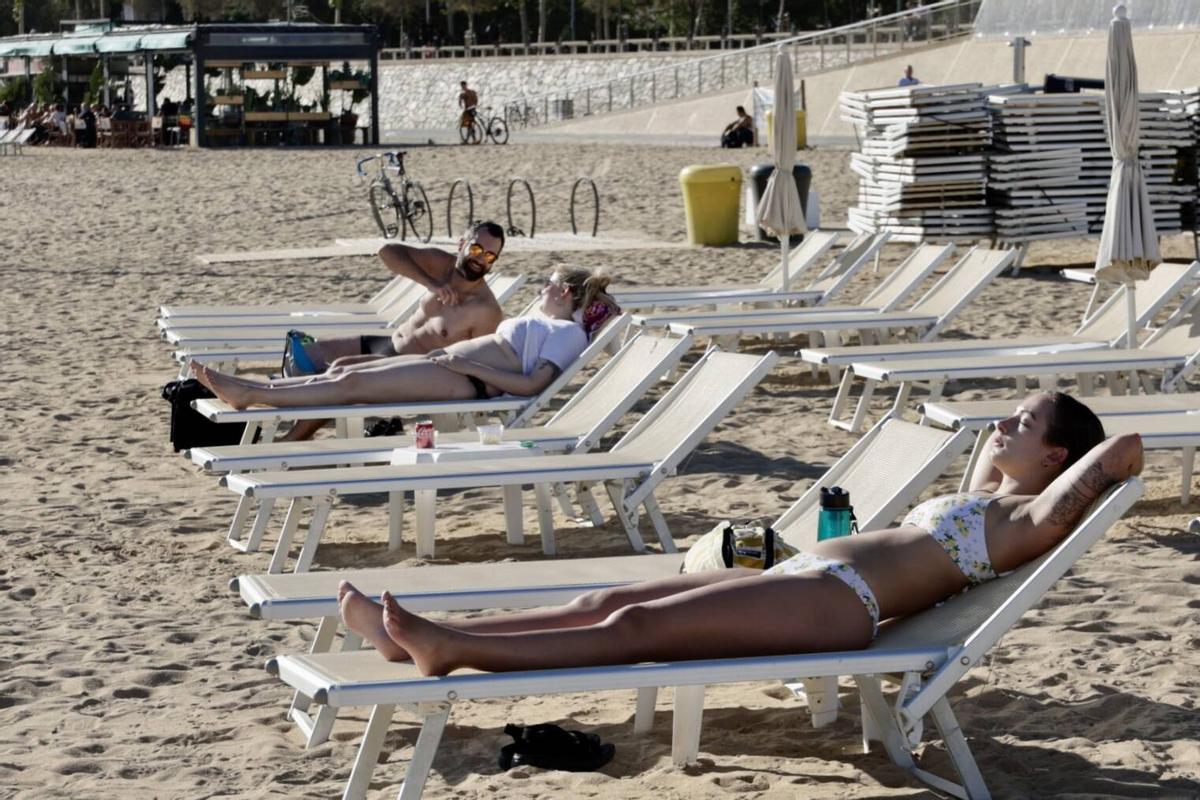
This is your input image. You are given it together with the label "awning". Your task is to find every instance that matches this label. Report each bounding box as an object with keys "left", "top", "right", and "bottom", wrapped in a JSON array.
[
  {"left": 52, "top": 36, "right": 101, "bottom": 55},
  {"left": 94, "top": 34, "right": 148, "bottom": 54},
  {"left": 136, "top": 30, "right": 193, "bottom": 51},
  {"left": 0, "top": 38, "right": 56, "bottom": 57}
]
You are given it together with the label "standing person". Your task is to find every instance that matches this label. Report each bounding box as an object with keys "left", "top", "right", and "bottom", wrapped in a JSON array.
[
  {"left": 261, "top": 221, "right": 508, "bottom": 440},
  {"left": 898, "top": 65, "right": 920, "bottom": 87},
  {"left": 720, "top": 105, "right": 755, "bottom": 148},
  {"left": 458, "top": 80, "right": 479, "bottom": 141}
]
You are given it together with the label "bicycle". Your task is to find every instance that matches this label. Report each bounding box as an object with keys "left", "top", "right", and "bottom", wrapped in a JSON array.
[
  {"left": 504, "top": 101, "right": 538, "bottom": 131},
  {"left": 356, "top": 151, "right": 433, "bottom": 243},
  {"left": 479, "top": 105, "right": 509, "bottom": 144}
]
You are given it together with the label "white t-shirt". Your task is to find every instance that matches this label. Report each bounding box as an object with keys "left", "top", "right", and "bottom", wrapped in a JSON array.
[{"left": 497, "top": 315, "right": 587, "bottom": 375}]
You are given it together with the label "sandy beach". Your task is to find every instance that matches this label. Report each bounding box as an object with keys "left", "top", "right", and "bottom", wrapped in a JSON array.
[{"left": 1, "top": 141, "right": 1198, "bottom": 799}]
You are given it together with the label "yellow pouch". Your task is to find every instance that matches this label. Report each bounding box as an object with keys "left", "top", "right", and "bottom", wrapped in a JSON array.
[{"left": 682, "top": 522, "right": 799, "bottom": 573}]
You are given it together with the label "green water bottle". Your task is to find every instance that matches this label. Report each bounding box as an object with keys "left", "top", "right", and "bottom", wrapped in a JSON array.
[{"left": 817, "top": 486, "right": 856, "bottom": 541}]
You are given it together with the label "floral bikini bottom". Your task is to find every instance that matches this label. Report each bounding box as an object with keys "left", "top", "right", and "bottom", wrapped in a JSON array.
[{"left": 764, "top": 552, "right": 881, "bottom": 638}]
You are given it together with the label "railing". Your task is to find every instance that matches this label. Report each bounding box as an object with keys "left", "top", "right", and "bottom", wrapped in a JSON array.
[
  {"left": 381, "top": 32, "right": 808, "bottom": 61},
  {"left": 499, "top": 0, "right": 981, "bottom": 130}
]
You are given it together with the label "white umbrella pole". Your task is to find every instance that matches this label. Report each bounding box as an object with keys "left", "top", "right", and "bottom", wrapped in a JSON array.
[
  {"left": 781, "top": 237, "right": 789, "bottom": 291},
  {"left": 1125, "top": 281, "right": 1137, "bottom": 349}
]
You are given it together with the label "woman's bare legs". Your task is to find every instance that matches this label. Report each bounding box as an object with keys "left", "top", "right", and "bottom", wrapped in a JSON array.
[
  {"left": 191, "top": 359, "right": 477, "bottom": 409},
  {"left": 337, "top": 570, "right": 760, "bottom": 662},
  {"left": 278, "top": 354, "right": 429, "bottom": 441},
  {"left": 378, "top": 573, "right": 875, "bottom": 676}
]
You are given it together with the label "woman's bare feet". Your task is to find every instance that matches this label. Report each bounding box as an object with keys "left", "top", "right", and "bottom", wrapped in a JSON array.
[
  {"left": 381, "top": 591, "right": 456, "bottom": 676},
  {"left": 189, "top": 360, "right": 255, "bottom": 410},
  {"left": 337, "top": 582, "right": 410, "bottom": 662}
]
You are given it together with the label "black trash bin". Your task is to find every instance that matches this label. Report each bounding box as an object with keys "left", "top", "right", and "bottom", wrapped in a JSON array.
[{"left": 747, "top": 163, "right": 812, "bottom": 243}]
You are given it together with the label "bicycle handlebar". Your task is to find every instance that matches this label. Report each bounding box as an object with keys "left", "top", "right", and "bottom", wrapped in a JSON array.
[{"left": 356, "top": 150, "right": 406, "bottom": 180}]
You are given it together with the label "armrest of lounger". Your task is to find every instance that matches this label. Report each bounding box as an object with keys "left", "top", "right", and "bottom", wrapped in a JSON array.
[{"left": 191, "top": 396, "right": 530, "bottom": 424}]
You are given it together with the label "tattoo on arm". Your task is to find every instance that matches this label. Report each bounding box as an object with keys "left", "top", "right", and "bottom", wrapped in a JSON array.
[
  {"left": 1046, "top": 461, "right": 1114, "bottom": 527},
  {"left": 536, "top": 359, "right": 563, "bottom": 382}
]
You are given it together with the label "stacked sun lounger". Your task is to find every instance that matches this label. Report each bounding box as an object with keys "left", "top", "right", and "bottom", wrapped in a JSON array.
[
  {"left": 988, "top": 91, "right": 1197, "bottom": 241},
  {"left": 841, "top": 83, "right": 993, "bottom": 243}
]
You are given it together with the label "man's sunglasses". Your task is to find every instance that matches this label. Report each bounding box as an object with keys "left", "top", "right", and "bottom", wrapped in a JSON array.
[{"left": 466, "top": 242, "right": 499, "bottom": 266}]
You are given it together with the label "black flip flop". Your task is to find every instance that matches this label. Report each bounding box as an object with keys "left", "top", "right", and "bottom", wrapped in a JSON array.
[{"left": 498, "top": 723, "right": 615, "bottom": 772}]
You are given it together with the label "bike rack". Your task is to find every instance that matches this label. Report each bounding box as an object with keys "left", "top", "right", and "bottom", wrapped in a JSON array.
[
  {"left": 570, "top": 176, "right": 600, "bottom": 237},
  {"left": 445, "top": 178, "right": 475, "bottom": 238},
  {"left": 506, "top": 178, "right": 536, "bottom": 238}
]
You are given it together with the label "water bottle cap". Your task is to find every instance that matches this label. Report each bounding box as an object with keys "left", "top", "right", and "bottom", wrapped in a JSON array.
[{"left": 820, "top": 486, "right": 850, "bottom": 509}]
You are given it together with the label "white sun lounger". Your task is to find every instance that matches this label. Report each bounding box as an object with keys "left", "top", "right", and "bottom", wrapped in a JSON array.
[
  {"left": 632, "top": 240, "right": 948, "bottom": 332},
  {"left": 264, "top": 478, "right": 1143, "bottom": 800},
  {"left": 236, "top": 416, "right": 973, "bottom": 746},
  {"left": 609, "top": 229, "right": 843, "bottom": 310},
  {"left": 191, "top": 312, "right": 631, "bottom": 445},
  {"left": 160, "top": 274, "right": 526, "bottom": 346},
  {"left": 630, "top": 233, "right": 894, "bottom": 335},
  {"left": 158, "top": 272, "right": 416, "bottom": 320},
  {"left": 198, "top": 332, "right": 692, "bottom": 559},
  {"left": 221, "top": 350, "right": 778, "bottom": 568},
  {"left": 156, "top": 277, "right": 427, "bottom": 331},
  {"left": 0, "top": 125, "right": 33, "bottom": 155},
  {"left": 649, "top": 247, "right": 1017, "bottom": 357},
  {"left": 923, "top": 398, "right": 1200, "bottom": 502},
  {"left": 839, "top": 293, "right": 1200, "bottom": 433}
]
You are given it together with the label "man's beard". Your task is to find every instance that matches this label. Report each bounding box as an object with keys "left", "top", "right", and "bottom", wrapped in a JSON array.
[{"left": 455, "top": 252, "right": 488, "bottom": 283}]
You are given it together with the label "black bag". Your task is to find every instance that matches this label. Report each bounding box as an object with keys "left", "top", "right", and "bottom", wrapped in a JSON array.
[{"left": 161, "top": 378, "right": 249, "bottom": 452}]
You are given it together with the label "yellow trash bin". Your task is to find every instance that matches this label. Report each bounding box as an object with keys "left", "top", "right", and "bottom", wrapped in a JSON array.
[
  {"left": 764, "top": 109, "right": 807, "bottom": 150},
  {"left": 678, "top": 164, "right": 742, "bottom": 247}
]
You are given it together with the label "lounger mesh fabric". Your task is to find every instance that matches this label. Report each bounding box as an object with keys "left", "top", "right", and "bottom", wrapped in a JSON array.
[{"left": 777, "top": 421, "right": 965, "bottom": 547}]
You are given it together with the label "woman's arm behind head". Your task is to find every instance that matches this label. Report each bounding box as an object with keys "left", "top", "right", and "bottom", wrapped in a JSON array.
[{"left": 1026, "top": 433, "right": 1144, "bottom": 539}]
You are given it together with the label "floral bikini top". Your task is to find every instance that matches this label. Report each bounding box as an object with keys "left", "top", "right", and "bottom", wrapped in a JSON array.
[{"left": 902, "top": 493, "right": 997, "bottom": 585}]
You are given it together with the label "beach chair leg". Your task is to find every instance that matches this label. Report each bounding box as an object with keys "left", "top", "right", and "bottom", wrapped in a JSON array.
[
  {"left": 334, "top": 418, "right": 349, "bottom": 438},
  {"left": 1082, "top": 280, "right": 1103, "bottom": 320},
  {"left": 1015, "top": 375, "right": 1026, "bottom": 395},
  {"left": 827, "top": 370, "right": 858, "bottom": 429},
  {"left": 799, "top": 676, "right": 839, "bottom": 728},
  {"left": 959, "top": 428, "right": 991, "bottom": 492},
  {"left": 551, "top": 482, "right": 577, "bottom": 519},
  {"left": 533, "top": 482, "right": 556, "bottom": 555},
  {"left": 267, "top": 498, "right": 304, "bottom": 574},
  {"left": 343, "top": 703, "right": 397, "bottom": 800},
  {"left": 642, "top": 495, "right": 677, "bottom": 553},
  {"left": 1181, "top": 447, "right": 1195, "bottom": 504},
  {"left": 235, "top": 498, "right": 275, "bottom": 554},
  {"left": 606, "top": 483, "right": 647, "bottom": 552},
  {"left": 395, "top": 703, "right": 452, "bottom": 800},
  {"left": 928, "top": 695, "right": 990, "bottom": 800},
  {"left": 502, "top": 485, "right": 525, "bottom": 544},
  {"left": 288, "top": 615, "right": 341, "bottom": 746},
  {"left": 670, "top": 684, "right": 706, "bottom": 766},
  {"left": 294, "top": 498, "right": 333, "bottom": 573},
  {"left": 388, "top": 491, "right": 405, "bottom": 551},
  {"left": 634, "top": 687, "right": 658, "bottom": 734},
  {"left": 853, "top": 675, "right": 917, "bottom": 770},
  {"left": 239, "top": 422, "right": 259, "bottom": 446},
  {"left": 414, "top": 489, "right": 437, "bottom": 558},
  {"left": 846, "top": 378, "right": 878, "bottom": 434},
  {"left": 577, "top": 483, "right": 606, "bottom": 527},
  {"left": 858, "top": 675, "right": 884, "bottom": 752},
  {"left": 226, "top": 495, "right": 255, "bottom": 549}
]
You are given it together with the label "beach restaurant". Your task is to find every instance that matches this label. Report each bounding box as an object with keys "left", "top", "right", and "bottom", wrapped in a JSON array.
[{"left": 0, "top": 22, "right": 381, "bottom": 147}]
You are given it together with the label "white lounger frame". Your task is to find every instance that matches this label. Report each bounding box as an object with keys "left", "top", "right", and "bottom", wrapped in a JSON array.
[
  {"left": 222, "top": 350, "right": 779, "bottom": 568},
  {"left": 264, "top": 479, "right": 1143, "bottom": 800},
  {"left": 236, "top": 416, "right": 973, "bottom": 748}
]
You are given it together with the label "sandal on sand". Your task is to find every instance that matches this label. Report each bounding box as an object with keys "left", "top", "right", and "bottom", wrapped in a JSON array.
[{"left": 498, "top": 723, "right": 615, "bottom": 772}]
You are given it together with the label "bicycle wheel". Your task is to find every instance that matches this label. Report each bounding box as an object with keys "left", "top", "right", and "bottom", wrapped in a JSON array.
[
  {"left": 459, "top": 118, "right": 484, "bottom": 145},
  {"left": 369, "top": 181, "right": 401, "bottom": 239},
  {"left": 488, "top": 117, "right": 509, "bottom": 145},
  {"left": 402, "top": 181, "right": 434, "bottom": 243}
]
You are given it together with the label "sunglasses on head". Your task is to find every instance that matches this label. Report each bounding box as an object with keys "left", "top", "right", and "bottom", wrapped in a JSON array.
[{"left": 466, "top": 242, "right": 499, "bottom": 266}]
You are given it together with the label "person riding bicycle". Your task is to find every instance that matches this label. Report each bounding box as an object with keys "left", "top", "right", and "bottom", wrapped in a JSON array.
[{"left": 458, "top": 81, "right": 479, "bottom": 130}]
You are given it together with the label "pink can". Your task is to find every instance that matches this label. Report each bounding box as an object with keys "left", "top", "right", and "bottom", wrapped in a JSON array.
[{"left": 414, "top": 420, "right": 436, "bottom": 449}]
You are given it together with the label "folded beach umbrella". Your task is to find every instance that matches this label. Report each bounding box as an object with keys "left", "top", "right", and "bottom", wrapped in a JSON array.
[
  {"left": 756, "top": 45, "right": 807, "bottom": 291},
  {"left": 1094, "top": 3, "right": 1160, "bottom": 348}
]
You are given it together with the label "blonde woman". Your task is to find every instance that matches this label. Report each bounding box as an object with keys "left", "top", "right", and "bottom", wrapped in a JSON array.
[{"left": 191, "top": 267, "right": 619, "bottom": 410}]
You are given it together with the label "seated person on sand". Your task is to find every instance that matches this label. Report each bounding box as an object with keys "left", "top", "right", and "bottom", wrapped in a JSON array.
[
  {"left": 276, "top": 221, "right": 508, "bottom": 441},
  {"left": 191, "top": 267, "right": 621, "bottom": 412},
  {"left": 720, "top": 105, "right": 755, "bottom": 148},
  {"left": 336, "top": 393, "right": 1143, "bottom": 676}
]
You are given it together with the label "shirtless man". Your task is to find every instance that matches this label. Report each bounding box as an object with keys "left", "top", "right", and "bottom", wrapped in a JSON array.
[
  {"left": 458, "top": 80, "right": 479, "bottom": 131},
  {"left": 281, "top": 220, "right": 506, "bottom": 440}
]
